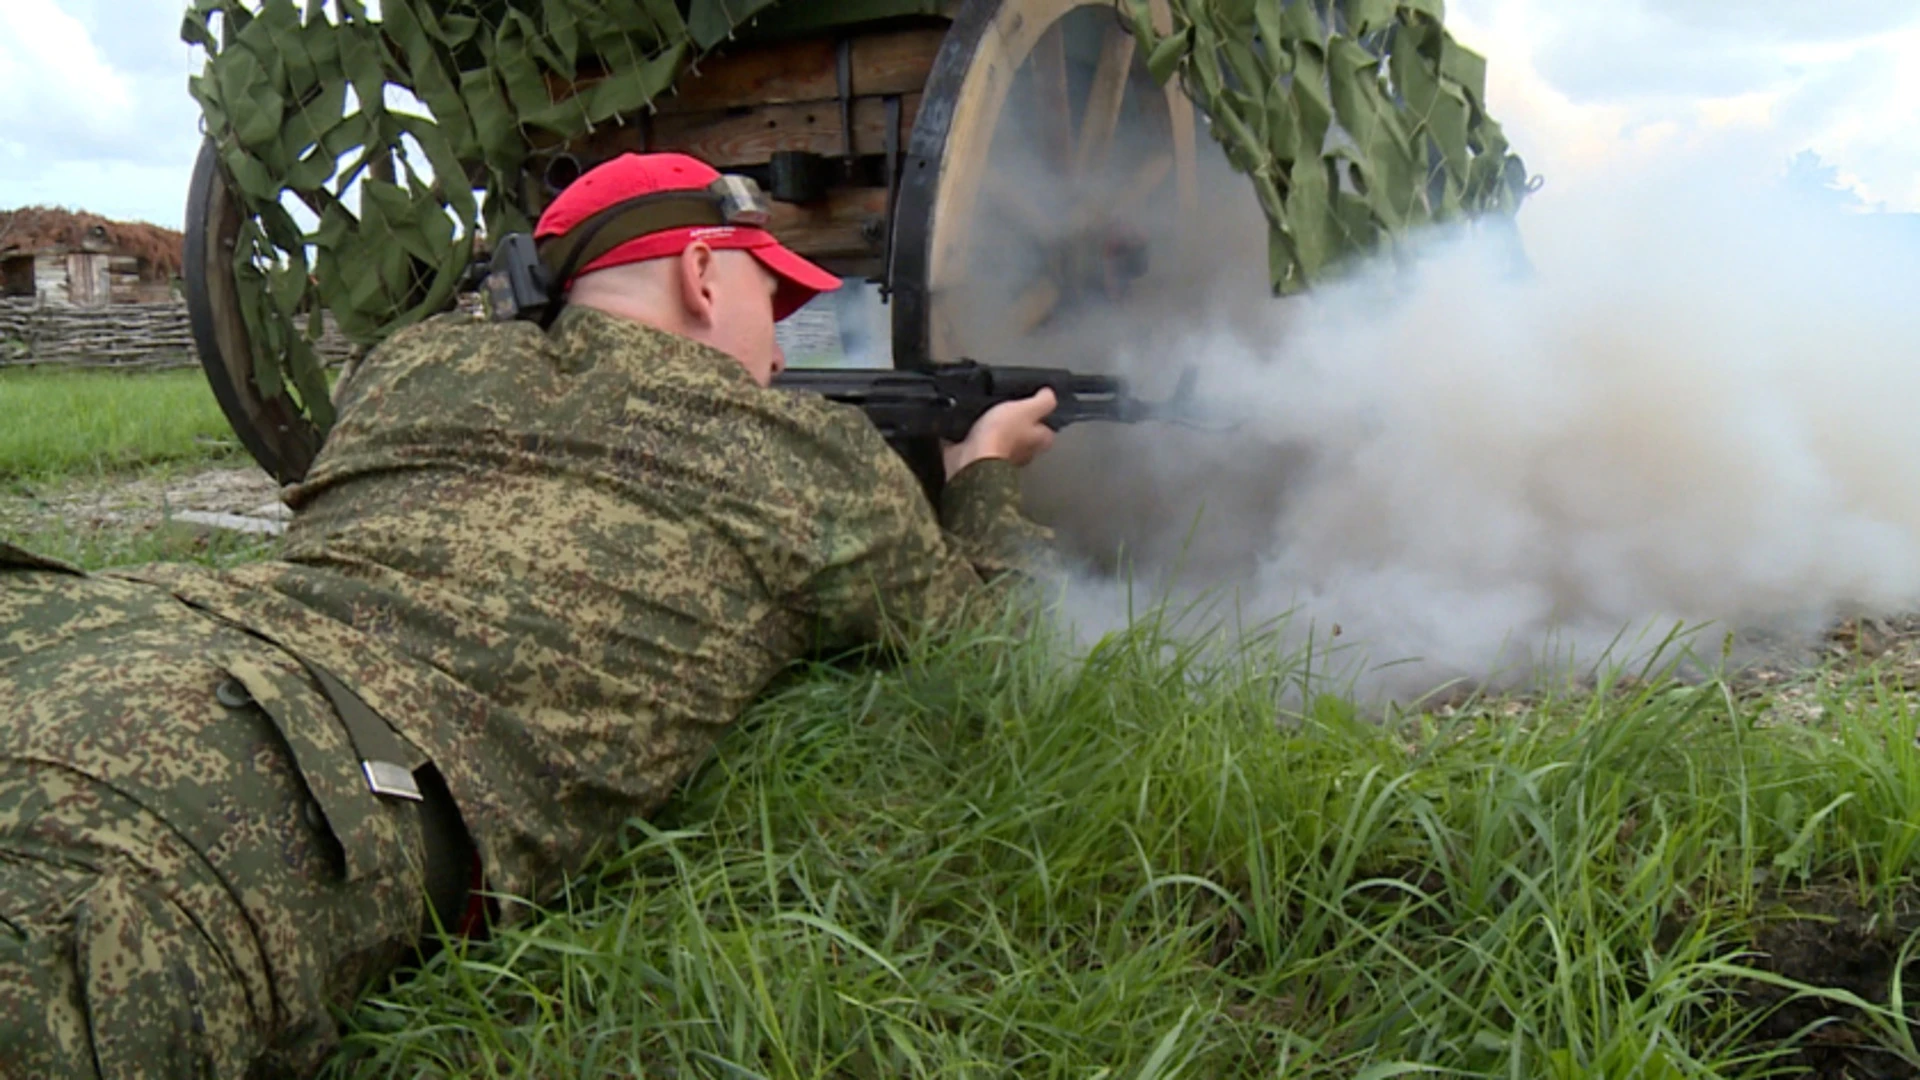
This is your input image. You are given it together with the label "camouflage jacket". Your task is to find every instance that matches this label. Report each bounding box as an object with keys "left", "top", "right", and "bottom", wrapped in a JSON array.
[{"left": 118, "top": 306, "right": 1052, "bottom": 910}]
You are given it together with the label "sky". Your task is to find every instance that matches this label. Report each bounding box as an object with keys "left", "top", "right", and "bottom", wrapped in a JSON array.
[
  {"left": 0, "top": 0, "right": 1914, "bottom": 230},
  {"left": 1443, "top": 0, "right": 1920, "bottom": 215}
]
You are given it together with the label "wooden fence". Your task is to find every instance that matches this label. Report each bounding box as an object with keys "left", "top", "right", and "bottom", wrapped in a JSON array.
[{"left": 0, "top": 298, "right": 353, "bottom": 370}]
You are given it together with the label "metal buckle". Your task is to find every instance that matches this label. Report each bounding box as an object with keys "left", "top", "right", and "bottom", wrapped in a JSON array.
[
  {"left": 710, "top": 175, "right": 772, "bottom": 227},
  {"left": 362, "top": 760, "right": 425, "bottom": 802}
]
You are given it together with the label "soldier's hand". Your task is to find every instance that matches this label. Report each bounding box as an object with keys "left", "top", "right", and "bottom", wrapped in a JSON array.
[{"left": 944, "top": 388, "right": 1057, "bottom": 479}]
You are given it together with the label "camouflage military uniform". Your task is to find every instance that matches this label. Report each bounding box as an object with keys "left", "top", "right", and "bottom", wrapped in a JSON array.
[{"left": 0, "top": 305, "right": 1051, "bottom": 1077}]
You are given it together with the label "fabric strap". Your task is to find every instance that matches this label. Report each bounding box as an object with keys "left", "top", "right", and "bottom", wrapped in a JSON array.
[
  {"left": 301, "top": 660, "right": 477, "bottom": 938},
  {"left": 536, "top": 191, "right": 728, "bottom": 289}
]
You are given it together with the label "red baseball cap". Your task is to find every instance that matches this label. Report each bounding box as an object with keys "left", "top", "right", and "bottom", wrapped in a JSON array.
[{"left": 535, "top": 152, "right": 840, "bottom": 320}]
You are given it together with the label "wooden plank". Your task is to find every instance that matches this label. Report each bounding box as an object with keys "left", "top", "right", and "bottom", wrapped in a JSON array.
[
  {"left": 543, "top": 29, "right": 944, "bottom": 118},
  {"left": 649, "top": 93, "right": 922, "bottom": 167},
  {"left": 658, "top": 28, "right": 947, "bottom": 113},
  {"left": 737, "top": 0, "right": 952, "bottom": 40},
  {"left": 766, "top": 187, "right": 890, "bottom": 259},
  {"left": 66, "top": 253, "right": 108, "bottom": 308},
  {"left": 1030, "top": 22, "right": 1073, "bottom": 174}
]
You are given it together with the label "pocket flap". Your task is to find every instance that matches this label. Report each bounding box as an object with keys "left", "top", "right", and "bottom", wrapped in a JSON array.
[{"left": 219, "top": 653, "right": 406, "bottom": 882}]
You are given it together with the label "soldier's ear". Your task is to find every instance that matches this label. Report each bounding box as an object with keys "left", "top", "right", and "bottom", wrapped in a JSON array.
[{"left": 676, "top": 243, "right": 719, "bottom": 326}]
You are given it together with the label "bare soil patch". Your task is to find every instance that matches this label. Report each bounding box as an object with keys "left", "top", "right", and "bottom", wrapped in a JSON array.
[
  {"left": 1740, "top": 888, "right": 1920, "bottom": 1079},
  {"left": 2, "top": 462, "right": 286, "bottom": 534}
]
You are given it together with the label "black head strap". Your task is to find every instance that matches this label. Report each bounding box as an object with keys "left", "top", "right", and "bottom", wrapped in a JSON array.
[{"left": 536, "top": 189, "right": 729, "bottom": 295}]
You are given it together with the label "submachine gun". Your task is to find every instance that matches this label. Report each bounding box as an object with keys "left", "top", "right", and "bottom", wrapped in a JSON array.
[
  {"left": 481, "top": 170, "right": 1226, "bottom": 499},
  {"left": 770, "top": 362, "right": 1206, "bottom": 444},
  {"left": 772, "top": 363, "right": 1220, "bottom": 498}
]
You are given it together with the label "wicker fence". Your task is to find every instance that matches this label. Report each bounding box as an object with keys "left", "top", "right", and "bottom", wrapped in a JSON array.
[
  {"left": 1, "top": 293, "right": 857, "bottom": 371},
  {"left": 0, "top": 298, "right": 353, "bottom": 370}
]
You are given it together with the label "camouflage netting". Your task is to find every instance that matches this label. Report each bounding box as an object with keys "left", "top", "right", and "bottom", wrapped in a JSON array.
[
  {"left": 180, "top": 0, "right": 782, "bottom": 430},
  {"left": 1122, "top": 0, "right": 1534, "bottom": 292},
  {"left": 1121, "top": 0, "right": 1528, "bottom": 292},
  {"left": 181, "top": 0, "right": 1528, "bottom": 438}
]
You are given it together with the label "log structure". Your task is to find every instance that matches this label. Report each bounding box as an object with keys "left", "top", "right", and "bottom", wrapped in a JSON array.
[{"left": 0, "top": 208, "right": 185, "bottom": 307}]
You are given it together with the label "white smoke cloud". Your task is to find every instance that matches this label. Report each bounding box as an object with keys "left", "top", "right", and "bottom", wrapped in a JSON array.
[{"left": 1034, "top": 155, "right": 1920, "bottom": 702}]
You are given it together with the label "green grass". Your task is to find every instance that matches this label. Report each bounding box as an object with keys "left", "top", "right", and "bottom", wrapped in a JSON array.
[
  {"left": 1, "top": 368, "right": 272, "bottom": 570},
  {"left": 0, "top": 366, "right": 243, "bottom": 480},
  {"left": 329, "top": 614, "right": 1920, "bottom": 1079}
]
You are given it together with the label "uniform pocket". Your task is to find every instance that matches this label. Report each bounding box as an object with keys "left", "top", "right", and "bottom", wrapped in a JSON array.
[
  {"left": 216, "top": 653, "right": 411, "bottom": 883},
  {"left": 72, "top": 872, "right": 258, "bottom": 1079}
]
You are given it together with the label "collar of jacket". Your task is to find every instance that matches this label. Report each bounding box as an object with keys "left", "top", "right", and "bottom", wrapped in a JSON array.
[{"left": 546, "top": 304, "right": 761, "bottom": 390}]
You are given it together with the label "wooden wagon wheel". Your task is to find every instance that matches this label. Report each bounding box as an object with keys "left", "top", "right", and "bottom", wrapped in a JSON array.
[
  {"left": 184, "top": 136, "right": 322, "bottom": 486},
  {"left": 873, "top": 0, "right": 1200, "bottom": 498},
  {"left": 889, "top": 0, "right": 1200, "bottom": 371}
]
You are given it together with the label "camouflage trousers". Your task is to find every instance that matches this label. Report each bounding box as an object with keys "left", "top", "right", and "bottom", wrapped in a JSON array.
[{"left": 0, "top": 567, "right": 431, "bottom": 1078}]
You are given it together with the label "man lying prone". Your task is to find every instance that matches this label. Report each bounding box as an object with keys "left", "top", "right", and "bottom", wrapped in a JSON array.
[{"left": 0, "top": 152, "right": 1057, "bottom": 1078}]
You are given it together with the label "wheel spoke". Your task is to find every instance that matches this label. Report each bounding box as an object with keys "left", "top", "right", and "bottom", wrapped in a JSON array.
[
  {"left": 1071, "top": 22, "right": 1137, "bottom": 181},
  {"left": 1145, "top": 0, "right": 1200, "bottom": 214},
  {"left": 1031, "top": 22, "right": 1074, "bottom": 174},
  {"left": 1009, "top": 277, "right": 1063, "bottom": 336},
  {"left": 985, "top": 174, "right": 1055, "bottom": 238},
  {"left": 1168, "top": 97, "right": 1200, "bottom": 216},
  {"left": 910, "top": 0, "right": 1206, "bottom": 368}
]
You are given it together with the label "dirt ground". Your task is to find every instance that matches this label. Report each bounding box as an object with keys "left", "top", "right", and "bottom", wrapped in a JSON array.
[
  {"left": 1, "top": 462, "right": 288, "bottom": 535},
  {"left": 1734, "top": 884, "right": 1920, "bottom": 1079}
]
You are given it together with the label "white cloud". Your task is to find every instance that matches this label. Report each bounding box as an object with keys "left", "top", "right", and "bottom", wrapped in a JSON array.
[
  {"left": 0, "top": 0, "right": 200, "bottom": 227},
  {"left": 0, "top": 0, "right": 139, "bottom": 148},
  {"left": 1644, "top": 0, "right": 1915, "bottom": 45},
  {"left": 1798, "top": 22, "right": 1920, "bottom": 210},
  {"left": 1448, "top": 0, "right": 1920, "bottom": 213}
]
